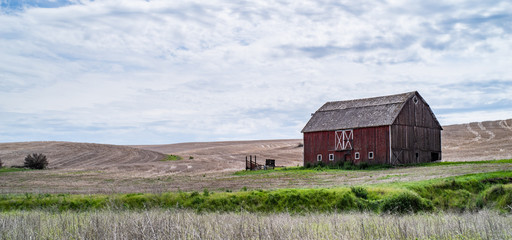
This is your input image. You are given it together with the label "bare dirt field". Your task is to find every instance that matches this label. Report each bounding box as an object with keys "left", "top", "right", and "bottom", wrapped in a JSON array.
[
  {"left": 1, "top": 119, "right": 511, "bottom": 194},
  {"left": 442, "top": 119, "right": 512, "bottom": 161}
]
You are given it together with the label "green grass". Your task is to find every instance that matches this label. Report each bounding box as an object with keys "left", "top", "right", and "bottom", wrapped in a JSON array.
[
  {"left": 234, "top": 159, "right": 512, "bottom": 176},
  {"left": 234, "top": 164, "right": 391, "bottom": 176},
  {"left": 0, "top": 168, "right": 30, "bottom": 174},
  {"left": 2, "top": 171, "right": 512, "bottom": 213},
  {"left": 161, "top": 155, "right": 182, "bottom": 161},
  {"left": 377, "top": 174, "right": 408, "bottom": 180},
  {"left": 407, "top": 158, "right": 512, "bottom": 167}
]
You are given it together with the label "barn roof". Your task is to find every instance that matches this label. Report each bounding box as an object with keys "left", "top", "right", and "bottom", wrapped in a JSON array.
[{"left": 302, "top": 91, "right": 417, "bottom": 133}]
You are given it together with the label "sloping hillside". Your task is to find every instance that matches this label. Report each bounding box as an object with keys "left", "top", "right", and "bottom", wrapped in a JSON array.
[
  {"left": 0, "top": 142, "right": 166, "bottom": 169},
  {"left": 442, "top": 119, "right": 512, "bottom": 161},
  {"left": 1, "top": 119, "right": 512, "bottom": 174}
]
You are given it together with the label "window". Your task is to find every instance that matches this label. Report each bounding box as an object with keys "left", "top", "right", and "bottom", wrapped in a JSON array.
[
  {"left": 335, "top": 130, "right": 353, "bottom": 150},
  {"left": 413, "top": 96, "right": 418, "bottom": 104},
  {"left": 368, "top": 152, "right": 374, "bottom": 159},
  {"left": 329, "top": 154, "right": 334, "bottom": 161},
  {"left": 355, "top": 152, "right": 360, "bottom": 160},
  {"left": 415, "top": 152, "right": 419, "bottom": 161},
  {"left": 317, "top": 154, "right": 322, "bottom": 161}
]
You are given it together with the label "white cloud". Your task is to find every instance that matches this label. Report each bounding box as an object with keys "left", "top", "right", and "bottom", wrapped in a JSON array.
[{"left": 1, "top": 0, "right": 511, "bottom": 144}]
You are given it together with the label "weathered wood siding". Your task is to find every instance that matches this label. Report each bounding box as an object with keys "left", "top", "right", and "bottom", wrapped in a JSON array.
[
  {"left": 303, "top": 126, "right": 390, "bottom": 166},
  {"left": 391, "top": 93, "right": 442, "bottom": 164}
]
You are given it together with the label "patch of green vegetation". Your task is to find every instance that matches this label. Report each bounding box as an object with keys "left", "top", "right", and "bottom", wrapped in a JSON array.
[
  {"left": 407, "top": 159, "right": 512, "bottom": 167},
  {"left": 0, "top": 168, "right": 30, "bottom": 174},
  {"left": 235, "top": 159, "right": 512, "bottom": 176},
  {"left": 64, "top": 170, "right": 104, "bottom": 175},
  {"left": 233, "top": 163, "right": 392, "bottom": 176},
  {"left": 377, "top": 174, "right": 408, "bottom": 180},
  {"left": 380, "top": 191, "right": 434, "bottom": 213},
  {"left": 3, "top": 171, "right": 512, "bottom": 214},
  {"left": 234, "top": 166, "right": 318, "bottom": 176},
  {"left": 304, "top": 161, "right": 393, "bottom": 170},
  {"left": 162, "top": 155, "right": 182, "bottom": 161}
]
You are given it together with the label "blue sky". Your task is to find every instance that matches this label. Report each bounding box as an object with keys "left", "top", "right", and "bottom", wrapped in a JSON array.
[{"left": 1, "top": 0, "right": 511, "bottom": 145}]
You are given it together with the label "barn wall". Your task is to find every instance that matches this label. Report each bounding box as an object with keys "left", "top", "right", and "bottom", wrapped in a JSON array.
[
  {"left": 303, "top": 131, "right": 332, "bottom": 166},
  {"left": 391, "top": 93, "right": 442, "bottom": 164},
  {"left": 303, "top": 126, "right": 389, "bottom": 166}
]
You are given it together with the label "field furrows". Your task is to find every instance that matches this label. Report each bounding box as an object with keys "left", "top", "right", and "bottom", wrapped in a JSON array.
[
  {"left": 442, "top": 119, "right": 512, "bottom": 161},
  {"left": 0, "top": 142, "right": 166, "bottom": 169}
]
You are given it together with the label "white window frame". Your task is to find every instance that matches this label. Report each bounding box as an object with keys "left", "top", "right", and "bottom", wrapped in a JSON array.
[
  {"left": 368, "top": 151, "right": 374, "bottom": 159},
  {"left": 329, "top": 154, "right": 334, "bottom": 161},
  {"left": 355, "top": 152, "right": 360, "bottom": 160},
  {"left": 317, "top": 154, "right": 322, "bottom": 161},
  {"left": 335, "top": 130, "right": 353, "bottom": 150}
]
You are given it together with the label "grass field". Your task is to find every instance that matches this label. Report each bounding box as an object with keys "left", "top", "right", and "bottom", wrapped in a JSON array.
[
  {"left": 2, "top": 169, "right": 512, "bottom": 239},
  {"left": 0, "top": 168, "right": 28, "bottom": 174},
  {"left": 2, "top": 170, "right": 512, "bottom": 214},
  {"left": 1, "top": 210, "right": 511, "bottom": 239}
]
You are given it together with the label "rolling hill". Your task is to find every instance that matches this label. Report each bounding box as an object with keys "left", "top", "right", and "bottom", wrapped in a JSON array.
[{"left": 1, "top": 119, "right": 512, "bottom": 173}]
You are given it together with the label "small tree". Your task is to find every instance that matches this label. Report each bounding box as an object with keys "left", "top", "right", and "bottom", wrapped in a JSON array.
[{"left": 24, "top": 153, "right": 48, "bottom": 169}]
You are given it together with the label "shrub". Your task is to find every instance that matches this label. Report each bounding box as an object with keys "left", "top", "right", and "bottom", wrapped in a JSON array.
[
  {"left": 24, "top": 153, "right": 48, "bottom": 169},
  {"left": 351, "top": 186, "right": 368, "bottom": 199},
  {"left": 335, "top": 192, "right": 356, "bottom": 210},
  {"left": 343, "top": 161, "right": 356, "bottom": 170},
  {"left": 479, "top": 184, "right": 512, "bottom": 211},
  {"left": 380, "top": 191, "right": 433, "bottom": 214},
  {"left": 359, "top": 162, "right": 369, "bottom": 169},
  {"left": 317, "top": 161, "right": 325, "bottom": 168},
  {"left": 162, "top": 155, "right": 182, "bottom": 161}
]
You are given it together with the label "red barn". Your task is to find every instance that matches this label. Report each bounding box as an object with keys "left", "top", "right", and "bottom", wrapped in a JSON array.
[{"left": 301, "top": 91, "right": 442, "bottom": 166}]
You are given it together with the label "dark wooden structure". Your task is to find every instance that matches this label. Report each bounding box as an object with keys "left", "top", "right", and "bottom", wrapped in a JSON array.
[
  {"left": 265, "top": 159, "right": 275, "bottom": 169},
  {"left": 245, "top": 156, "right": 277, "bottom": 170},
  {"left": 246, "top": 155, "right": 259, "bottom": 170},
  {"left": 301, "top": 91, "right": 442, "bottom": 166}
]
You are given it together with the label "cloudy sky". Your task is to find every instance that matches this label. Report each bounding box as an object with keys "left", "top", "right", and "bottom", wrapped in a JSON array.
[{"left": 1, "top": 0, "right": 511, "bottom": 145}]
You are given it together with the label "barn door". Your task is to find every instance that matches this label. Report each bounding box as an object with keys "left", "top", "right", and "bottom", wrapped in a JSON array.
[{"left": 335, "top": 130, "right": 353, "bottom": 150}]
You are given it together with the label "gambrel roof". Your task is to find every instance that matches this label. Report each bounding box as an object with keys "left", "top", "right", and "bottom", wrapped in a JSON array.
[{"left": 302, "top": 91, "right": 441, "bottom": 133}]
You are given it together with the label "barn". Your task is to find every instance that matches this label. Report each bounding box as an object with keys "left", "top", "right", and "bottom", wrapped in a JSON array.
[{"left": 301, "top": 91, "right": 442, "bottom": 166}]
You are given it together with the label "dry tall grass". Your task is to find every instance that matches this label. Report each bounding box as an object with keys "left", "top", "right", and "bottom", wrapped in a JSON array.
[{"left": 1, "top": 210, "right": 511, "bottom": 239}]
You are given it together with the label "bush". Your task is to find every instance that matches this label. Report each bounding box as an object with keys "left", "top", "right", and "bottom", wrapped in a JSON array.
[
  {"left": 335, "top": 192, "right": 356, "bottom": 210},
  {"left": 24, "top": 153, "right": 48, "bottom": 169},
  {"left": 351, "top": 186, "right": 368, "bottom": 199},
  {"left": 359, "top": 162, "right": 369, "bottom": 169},
  {"left": 343, "top": 161, "right": 356, "bottom": 170},
  {"left": 479, "top": 184, "right": 512, "bottom": 211},
  {"left": 380, "top": 191, "right": 433, "bottom": 214}
]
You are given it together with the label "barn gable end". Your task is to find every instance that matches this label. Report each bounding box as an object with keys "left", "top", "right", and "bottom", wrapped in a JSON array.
[
  {"left": 390, "top": 92, "right": 442, "bottom": 164},
  {"left": 302, "top": 91, "right": 442, "bottom": 166}
]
